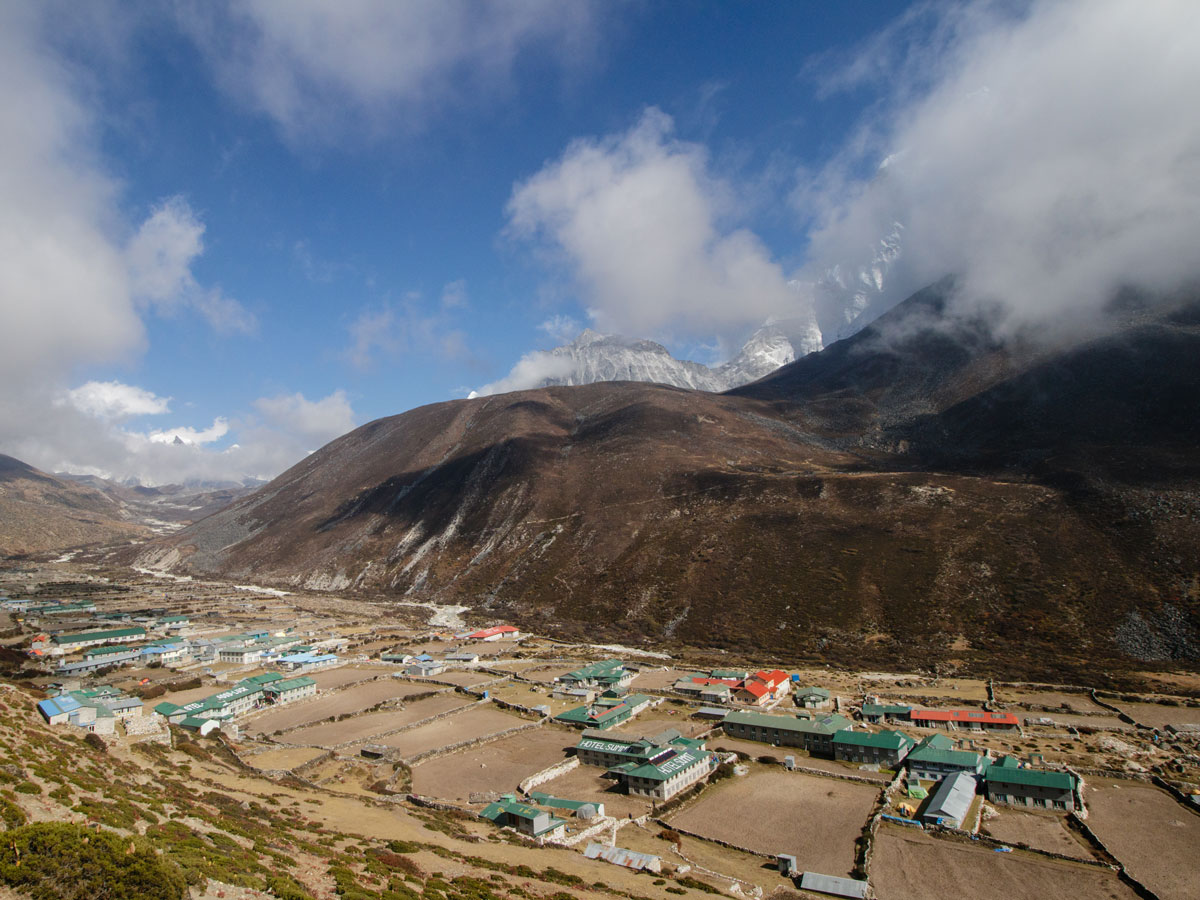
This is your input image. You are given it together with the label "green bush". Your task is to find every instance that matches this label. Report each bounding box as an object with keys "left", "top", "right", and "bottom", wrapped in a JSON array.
[
  {"left": 0, "top": 822, "right": 187, "bottom": 899},
  {"left": 0, "top": 795, "right": 27, "bottom": 830}
]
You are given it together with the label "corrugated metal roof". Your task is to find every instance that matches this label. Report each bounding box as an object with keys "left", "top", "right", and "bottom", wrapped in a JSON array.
[
  {"left": 584, "top": 843, "right": 660, "bottom": 870},
  {"left": 987, "top": 765, "right": 1076, "bottom": 790},
  {"left": 833, "top": 728, "right": 914, "bottom": 749},
  {"left": 922, "top": 771, "right": 977, "bottom": 827},
  {"left": 798, "top": 872, "right": 869, "bottom": 899}
]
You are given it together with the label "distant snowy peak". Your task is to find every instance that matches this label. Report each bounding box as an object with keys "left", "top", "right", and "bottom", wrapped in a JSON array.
[
  {"left": 470, "top": 309, "right": 824, "bottom": 398},
  {"left": 814, "top": 223, "right": 904, "bottom": 342}
]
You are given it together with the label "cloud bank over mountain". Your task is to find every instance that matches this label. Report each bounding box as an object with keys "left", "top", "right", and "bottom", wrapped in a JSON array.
[{"left": 796, "top": 0, "right": 1200, "bottom": 338}]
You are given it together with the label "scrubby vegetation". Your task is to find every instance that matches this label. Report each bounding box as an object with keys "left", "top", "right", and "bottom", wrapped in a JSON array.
[{"left": 0, "top": 822, "right": 188, "bottom": 899}]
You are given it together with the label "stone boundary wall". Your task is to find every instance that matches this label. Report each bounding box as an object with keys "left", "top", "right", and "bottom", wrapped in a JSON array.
[
  {"left": 1090, "top": 690, "right": 1144, "bottom": 728},
  {"left": 261, "top": 697, "right": 489, "bottom": 751},
  {"left": 559, "top": 815, "right": 619, "bottom": 847},
  {"left": 1068, "top": 813, "right": 1162, "bottom": 900},
  {"left": 407, "top": 793, "right": 477, "bottom": 816},
  {"left": 329, "top": 698, "right": 492, "bottom": 751},
  {"left": 786, "top": 763, "right": 891, "bottom": 787},
  {"left": 860, "top": 768, "right": 906, "bottom": 881},
  {"left": 651, "top": 817, "right": 774, "bottom": 860},
  {"left": 403, "top": 717, "right": 547, "bottom": 766},
  {"left": 519, "top": 755, "right": 580, "bottom": 794},
  {"left": 247, "top": 748, "right": 335, "bottom": 780},
  {"left": 1150, "top": 775, "right": 1200, "bottom": 815}
]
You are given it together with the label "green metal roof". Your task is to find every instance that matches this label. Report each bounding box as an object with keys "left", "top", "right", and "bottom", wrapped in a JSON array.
[
  {"left": 833, "top": 729, "right": 914, "bottom": 750},
  {"left": 861, "top": 702, "right": 912, "bottom": 716},
  {"left": 267, "top": 676, "right": 316, "bottom": 692},
  {"left": 562, "top": 658, "right": 627, "bottom": 683},
  {"left": 724, "top": 710, "right": 852, "bottom": 735},
  {"left": 617, "top": 747, "right": 710, "bottom": 783},
  {"left": 907, "top": 745, "right": 983, "bottom": 767},
  {"left": 82, "top": 644, "right": 141, "bottom": 658},
  {"left": 52, "top": 627, "right": 145, "bottom": 645},
  {"left": 528, "top": 792, "right": 595, "bottom": 811},
  {"left": 987, "top": 766, "right": 1077, "bottom": 790}
]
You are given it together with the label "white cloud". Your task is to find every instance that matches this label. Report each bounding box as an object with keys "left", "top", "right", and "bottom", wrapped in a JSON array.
[
  {"left": 797, "top": 0, "right": 1200, "bottom": 337},
  {"left": 182, "top": 0, "right": 598, "bottom": 143},
  {"left": 539, "top": 315, "right": 582, "bottom": 343},
  {"left": 127, "top": 196, "right": 205, "bottom": 305},
  {"left": 253, "top": 390, "right": 356, "bottom": 445},
  {"left": 507, "top": 108, "right": 805, "bottom": 345},
  {"left": 3, "top": 384, "right": 359, "bottom": 485},
  {"left": 468, "top": 352, "right": 577, "bottom": 399},
  {"left": 0, "top": 5, "right": 256, "bottom": 487},
  {"left": 147, "top": 418, "right": 230, "bottom": 446},
  {"left": 66, "top": 381, "right": 171, "bottom": 420},
  {"left": 345, "top": 283, "right": 472, "bottom": 369},
  {"left": 127, "top": 195, "right": 256, "bottom": 335}
]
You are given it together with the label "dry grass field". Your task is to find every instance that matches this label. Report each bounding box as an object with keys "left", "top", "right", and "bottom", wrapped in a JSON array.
[
  {"left": 410, "top": 670, "right": 498, "bottom": 688},
  {"left": 1019, "top": 711, "right": 1126, "bottom": 729},
  {"left": 410, "top": 728, "right": 575, "bottom": 801},
  {"left": 1084, "top": 779, "right": 1200, "bottom": 900},
  {"left": 244, "top": 680, "right": 437, "bottom": 735},
  {"left": 668, "top": 769, "right": 879, "bottom": 876},
  {"left": 616, "top": 825, "right": 791, "bottom": 894},
  {"left": 979, "top": 809, "right": 1095, "bottom": 859},
  {"left": 374, "top": 705, "right": 526, "bottom": 758},
  {"left": 998, "top": 689, "right": 1110, "bottom": 713},
  {"left": 871, "top": 826, "right": 1138, "bottom": 900},
  {"left": 309, "top": 665, "right": 395, "bottom": 690},
  {"left": 1112, "top": 701, "right": 1200, "bottom": 729},
  {"left": 244, "top": 746, "right": 327, "bottom": 771},
  {"left": 279, "top": 694, "right": 474, "bottom": 747},
  {"left": 484, "top": 681, "right": 578, "bottom": 715},
  {"left": 619, "top": 710, "right": 709, "bottom": 740}
]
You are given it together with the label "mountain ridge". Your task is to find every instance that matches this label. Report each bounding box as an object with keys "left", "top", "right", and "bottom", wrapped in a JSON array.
[{"left": 130, "top": 283, "right": 1200, "bottom": 677}]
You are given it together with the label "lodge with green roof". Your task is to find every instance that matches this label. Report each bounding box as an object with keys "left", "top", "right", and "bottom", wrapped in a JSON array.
[
  {"left": 554, "top": 693, "right": 651, "bottom": 730},
  {"left": 722, "top": 710, "right": 852, "bottom": 757},
  {"left": 556, "top": 659, "right": 634, "bottom": 690},
  {"left": 905, "top": 733, "right": 988, "bottom": 780},
  {"left": 985, "top": 756, "right": 1079, "bottom": 810},
  {"left": 833, "top": 728, "right": 915, "bottom": 767},
  {"left": 611, "top": 742, "right": 717, "bottom": 800},
  {"left": 860, "top": 702, "right": 913, "bottom": 724},
  {"left": 155, "top": 672, "right": 287, "bottom": 724},
  {"left": 49, "top": 626, "right": 146, "bottom": 653},
  {"left": 479, "top": 799, "right": 567, "bottom": 842}
]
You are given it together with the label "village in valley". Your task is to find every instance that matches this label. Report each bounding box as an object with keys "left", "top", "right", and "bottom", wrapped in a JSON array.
[{"left": 3, "top": 560, "right": 1200, "bottom": 900}]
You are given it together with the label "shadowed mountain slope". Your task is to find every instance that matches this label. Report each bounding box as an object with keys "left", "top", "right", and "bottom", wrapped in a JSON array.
[{"left": 134, "top": 287, "right": 1200, "bottom": 677}]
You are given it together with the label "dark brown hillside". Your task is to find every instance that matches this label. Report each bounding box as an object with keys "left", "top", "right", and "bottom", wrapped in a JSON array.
[{"left": 133, "top": 282, "right": 1200, "bottom": 678}]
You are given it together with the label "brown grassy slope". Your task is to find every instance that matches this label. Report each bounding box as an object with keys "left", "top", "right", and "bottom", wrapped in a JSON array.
[{"left": 0, "top": 455, "right": 146, "bottom": 556}]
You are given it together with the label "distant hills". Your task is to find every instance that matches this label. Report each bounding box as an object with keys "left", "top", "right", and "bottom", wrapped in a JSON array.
[
  {"left": 0, "top": 457, "right": 261, "bottom": 557},
  {"left": 133, "top": 282, "right": 1200, "bottom": 678},
  {"left": 0, "top": 455, "right": 147, "bottom": 556}
]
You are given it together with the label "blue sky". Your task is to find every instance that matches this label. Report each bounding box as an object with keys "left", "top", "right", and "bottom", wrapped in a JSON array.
[{"left": 3, "top": 1, "right": 1197, "bottom": 484}]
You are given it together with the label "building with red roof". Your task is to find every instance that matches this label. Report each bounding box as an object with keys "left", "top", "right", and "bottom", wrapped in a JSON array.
[
  {"left": 911, "top": 709, "right": 1019, "bottom": 732},
  {"left": 467, "top": 625, "right": 521, "bottom": 642}
]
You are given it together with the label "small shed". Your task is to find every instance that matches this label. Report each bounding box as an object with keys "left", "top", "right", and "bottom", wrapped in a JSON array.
[
  {"left": 798, "top": 872, "right": 869, "bottom": 899},
  {"left": 584, "top": 843, "right": 662, "bottom": 873}
]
